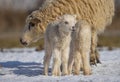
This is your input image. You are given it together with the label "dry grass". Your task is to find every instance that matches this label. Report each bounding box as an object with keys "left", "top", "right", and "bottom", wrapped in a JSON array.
[
  {"left": 0, "top": 35, "right": 120, "bottom": 50},
  {"left": 0, "top": 8, "right": 120, "bottom": 49},
  {"left": 98, "top": 36, "right": 120, "bottom": 47},
  {"left": 0, "top": 37, "right": 44, "bottom": 49}
]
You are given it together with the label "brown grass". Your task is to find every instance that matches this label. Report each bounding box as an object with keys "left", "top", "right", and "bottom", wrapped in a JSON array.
[
  {"left": 98, "top": 35, "right": 120, "bottom": 47},
  {"left": 0, "top": 8, "right": 120, "bottom": 49},
  {"left": 0, "top": 37, "right": 44, "bottom": 49}
]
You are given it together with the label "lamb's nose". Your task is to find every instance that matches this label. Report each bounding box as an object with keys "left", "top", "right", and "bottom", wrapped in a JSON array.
[
  {"left": 20, "top": 38, "right": 28, "bottom": 46},
  {"left": 72, "top": 26, "right": 75, "bottom": 31},
  {"left": 72, "top": 26, "right": 75, "bottom": 29}
]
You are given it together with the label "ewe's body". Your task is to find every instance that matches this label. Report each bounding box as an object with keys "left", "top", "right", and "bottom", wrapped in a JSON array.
[
  {"left": 44, "top": 14, "right": 77, "bottom": 76},
  {"left": 68, "top": 20, "right": 91, "bottom": 75},
  {"left": 20, "top": 0, "right": 115, "bottom": 74}
]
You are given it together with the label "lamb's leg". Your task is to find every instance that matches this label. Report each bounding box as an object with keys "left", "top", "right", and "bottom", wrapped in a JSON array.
[
  {"left": 81, "top": 52, "right": 91, "bottom": 75},
  {"left": 79, "top": 24, "right": 91, "bottom": 75},
  {"left": 52, "top": 48, "right": 61, "bottom": 76},
  {"left": 61, "top": 48, "right": 69, "bottom": 75},
  {"left": 44, "top": 46, "right": 52, "bottom": 76},
  {"left": 73, "top": 50, "right": 81, "bottom": 75}
]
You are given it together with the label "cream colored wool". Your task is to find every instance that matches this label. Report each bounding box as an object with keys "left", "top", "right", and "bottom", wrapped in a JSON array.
[
  {"left": 68, "top": 20, "right": 92, "bottom": 75},
  {"left": 31, "top": 0, "right": 114, "bottom": 33},
  {"left": 21, "top": 0, "right": 115, "bottom": 75}
]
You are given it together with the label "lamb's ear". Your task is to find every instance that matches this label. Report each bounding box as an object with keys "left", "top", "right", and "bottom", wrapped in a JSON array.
[
  {"left": 73, "top": 15, "right": 77, "bottom": 18},
  {"left": 56, "top": 16, "right": 62, "bottom": 21}
]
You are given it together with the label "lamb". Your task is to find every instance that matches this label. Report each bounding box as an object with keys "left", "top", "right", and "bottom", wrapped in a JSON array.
[
  {"left": 68, "top": 20, "right": 92, "bottom": 75},
  {"left": 20, "top": 0, "right": 115, "bottom": 74},
  {"left": 44, "top": 14, "right": 77, "bottom": 76}
]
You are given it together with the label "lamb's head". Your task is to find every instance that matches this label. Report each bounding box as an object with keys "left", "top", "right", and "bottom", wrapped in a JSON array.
[
  {"left": 58, "top": 14, "right": 77, "bottom": 33},
  {"left": 75, "top": 20, "right": 91, "bottom": 30},
  {"left": 20, "top": 10, "right": 46, "bottom": 46}
]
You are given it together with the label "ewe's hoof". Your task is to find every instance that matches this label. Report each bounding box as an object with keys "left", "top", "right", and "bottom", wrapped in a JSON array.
[
  {"left": 90, "top": 58, "right": 97, "bottom": 66},
  {"left": 96, "top": 58, "right": 102, "bottom": 64}
]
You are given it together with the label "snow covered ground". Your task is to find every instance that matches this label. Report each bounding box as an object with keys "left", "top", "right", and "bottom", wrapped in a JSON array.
[{"left": 0, "top": 48, "right": 120, "bottom": 82}]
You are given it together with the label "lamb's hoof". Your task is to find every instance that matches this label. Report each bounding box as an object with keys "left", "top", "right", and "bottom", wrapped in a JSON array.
[
  {"left": 57, "top": 72, "right": 61, "bottom": 76},
  {"left": 83, "top": 69, "right": 92, "bottom": 75},
  {"left": 52, "top": 74, "right": 60, "bottom": 76},
  {"left": 62, "top": 72, "right": 68, "bottom": 76},
  {"left": 84, "top": 72, "right": 92, "bottom": 75},
  {"left": 73, "top": 71, "right": 80, "bottom": 75},
  {"left": 43, "top": 73, "right": 48, "bottom": 76},
  {"left": 52, "top": 72, "right": 61, "bottom": 76},
  {"left": 68, "top": 71, "right": 72, "bottom": 75}
]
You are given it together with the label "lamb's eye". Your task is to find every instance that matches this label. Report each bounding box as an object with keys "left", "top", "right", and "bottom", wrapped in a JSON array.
[
  {"left": 29, "top": 22, "right": 35, "bottom": 30},
  {"left": 64, "top": 21, "right": 69, "bottom": 24}
]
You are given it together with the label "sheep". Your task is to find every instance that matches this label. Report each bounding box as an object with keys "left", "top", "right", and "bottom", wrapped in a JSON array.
[
  {"left": 68, "top": 20, "right": 92, "bottom": 75},
  {"left": 20, "top": 0, "right": 115, "bottom": 72},
  {"left": 44, "top": 14, "right": 77, "bottom": 76}
]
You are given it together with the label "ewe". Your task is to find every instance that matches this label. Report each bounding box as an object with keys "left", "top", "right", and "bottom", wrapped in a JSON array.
[{"left": 20, "top": 0, "right": 115, "bottom": 75}]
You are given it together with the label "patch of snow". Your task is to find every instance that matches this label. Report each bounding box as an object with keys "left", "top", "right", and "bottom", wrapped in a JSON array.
[{"left": 0, "top": 48, "right": 120, "bottom": 82}]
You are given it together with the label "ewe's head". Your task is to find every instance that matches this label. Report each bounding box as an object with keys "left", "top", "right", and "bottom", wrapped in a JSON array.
[
  {"left": 20, "top": 10, "right": 46, "bottom": 46},
  {"left": 58, "top": 14, "right": 77, "bottom": 33}
]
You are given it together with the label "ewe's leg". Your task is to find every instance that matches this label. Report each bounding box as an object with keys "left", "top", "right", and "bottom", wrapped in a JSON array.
[
  {"left": 90, "top": 30, "right": 101, "bottom": 65},
  {"left": 95, "top": 49, "right": 101, "bottom": 64},
  {"left": 73, "top": 50, "right": 81, "bottom": 75},
  {"left": 61, "top": 48, "right": 69, "bottom": 75},
  {"left": 52, "top": 49, "right": 61, "bottom": 76},
  {"left": 44, "top": 45, "right": 52, "bottom": 75}
]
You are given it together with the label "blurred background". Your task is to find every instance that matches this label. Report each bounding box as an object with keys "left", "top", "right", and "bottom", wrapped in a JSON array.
[{"left": 0, "top": 0, "right": 120, "bottom": 50}]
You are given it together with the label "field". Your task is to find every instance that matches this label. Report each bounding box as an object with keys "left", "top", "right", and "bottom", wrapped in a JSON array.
[
  {"left": 0, "top": 1, "right": 120, "bottom": 82},
  {"left": 0, "top": 10, "right": 120, "bottom": 49}
]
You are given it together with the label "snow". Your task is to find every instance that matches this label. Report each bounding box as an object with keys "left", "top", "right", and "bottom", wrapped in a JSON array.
[{"left": 0, "top": 48, "right": 120, "bottom": 82}]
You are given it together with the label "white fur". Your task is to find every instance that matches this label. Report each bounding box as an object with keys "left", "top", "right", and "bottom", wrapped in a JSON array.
[
  {"left": 44, "top": 14, "right": 77, "bottom": 76},
  {"left": 68, "top": 20, "right": 92, "bottom": 75}
]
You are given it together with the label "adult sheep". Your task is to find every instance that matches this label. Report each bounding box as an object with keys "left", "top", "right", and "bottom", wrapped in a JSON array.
[{"left": 20, "top": 0, "right": 115, "bottom": 71}]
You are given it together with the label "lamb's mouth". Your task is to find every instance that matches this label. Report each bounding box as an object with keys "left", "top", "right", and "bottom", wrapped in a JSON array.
[{"left": 72, "top": 29, "right": 76, "bottom": 31}]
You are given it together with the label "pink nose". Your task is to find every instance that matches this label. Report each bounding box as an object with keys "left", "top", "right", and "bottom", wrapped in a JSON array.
[{"left": 20, "top": 38, "right": 28, "bottom": 46}]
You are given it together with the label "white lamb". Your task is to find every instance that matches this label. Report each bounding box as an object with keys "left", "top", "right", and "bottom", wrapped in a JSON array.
[
  {"left": 68, "top": 20, "right": 91, "bottom": 75},
  {"left": 44, "top": 14, "right": 77, "bottom": 76}
]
